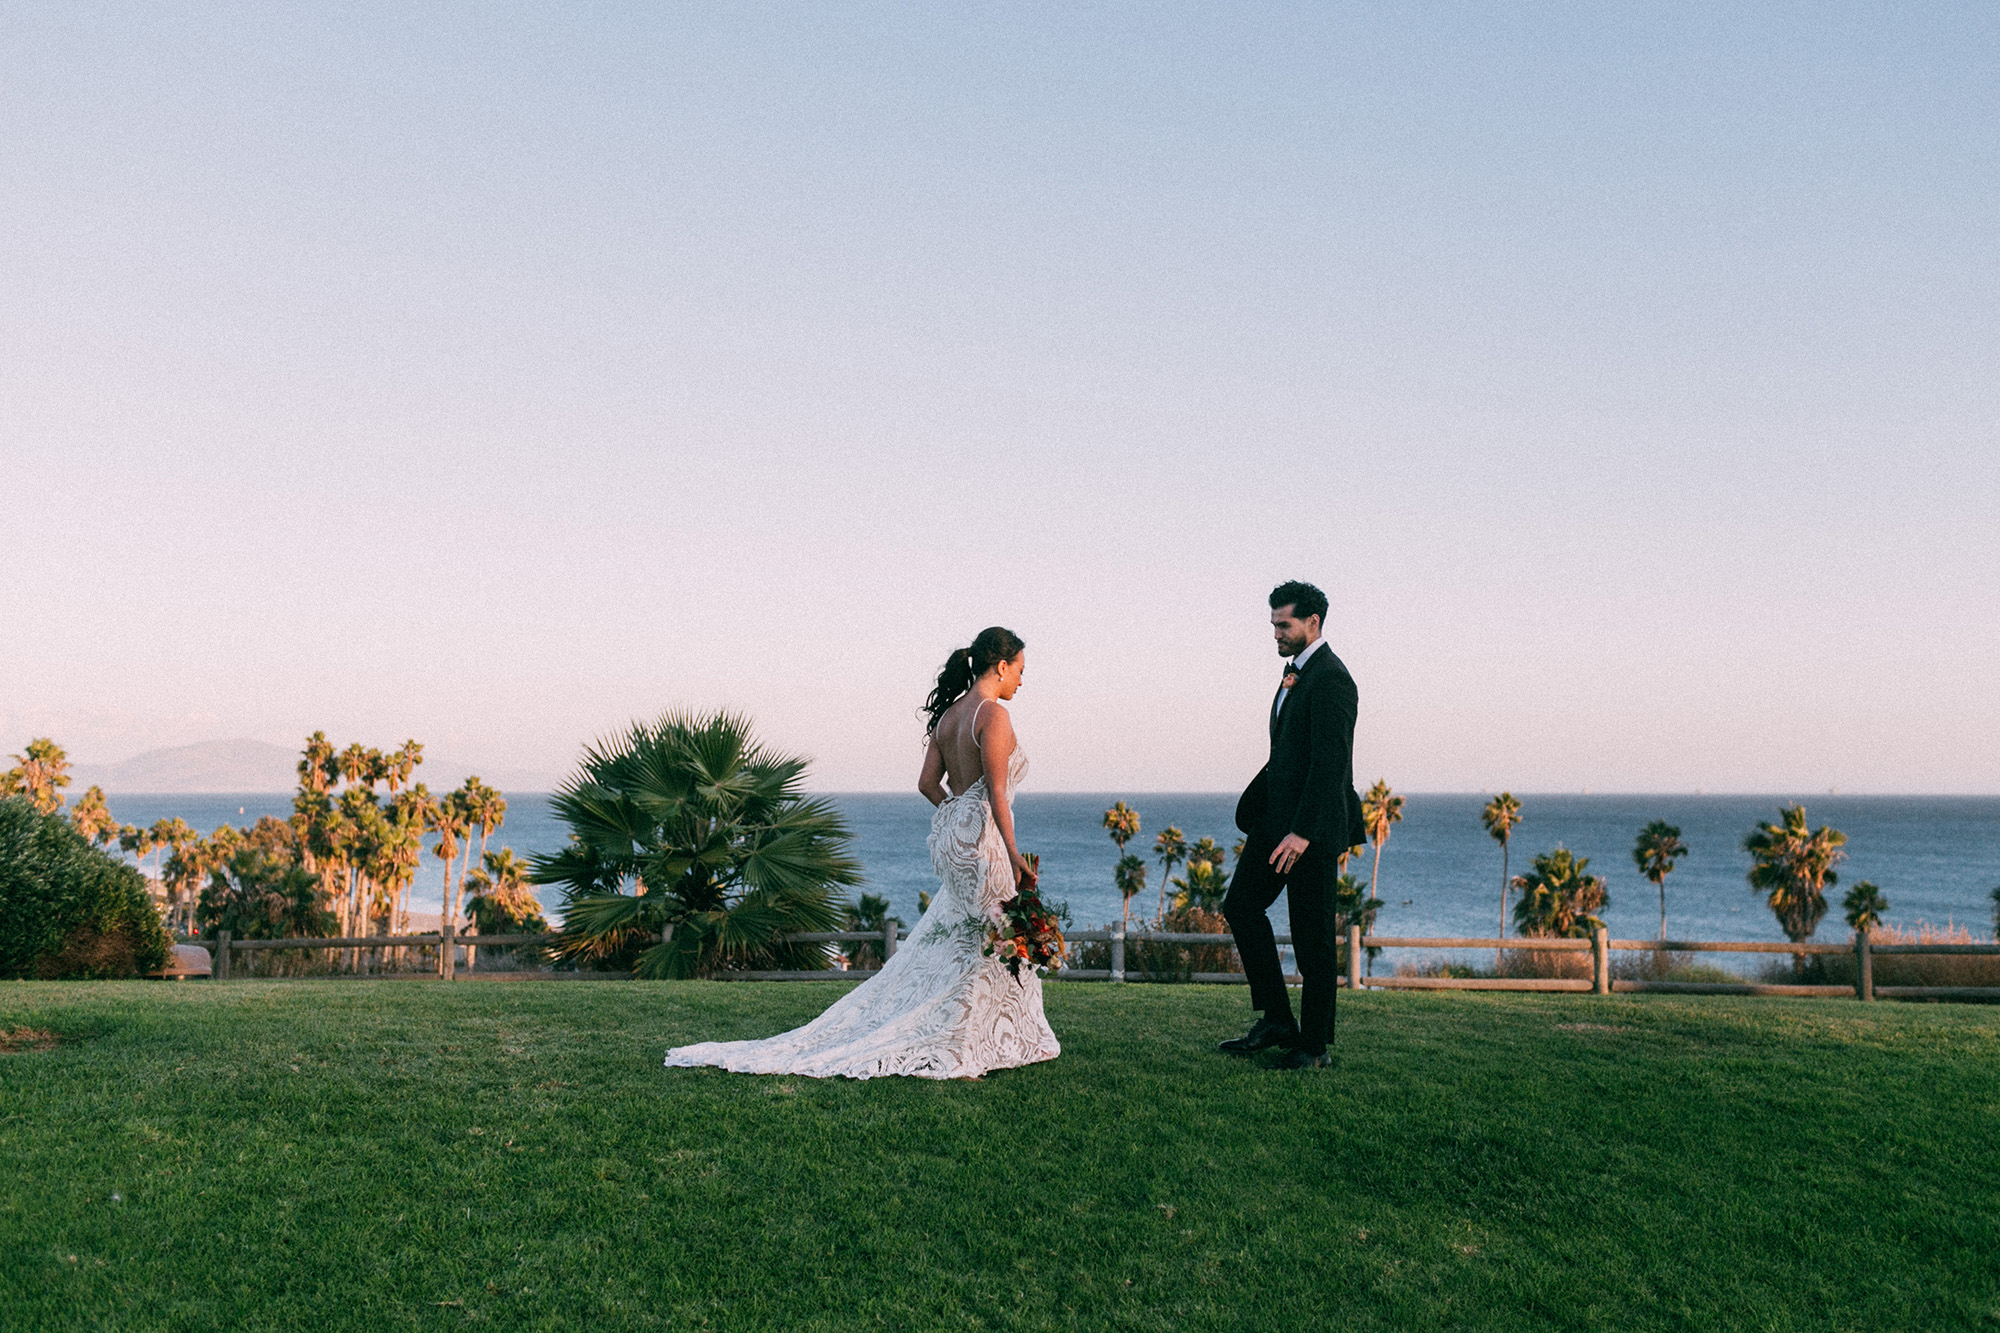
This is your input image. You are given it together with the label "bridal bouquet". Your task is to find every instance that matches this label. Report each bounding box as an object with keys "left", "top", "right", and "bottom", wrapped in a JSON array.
[{"left": 984, "top": 853, "right": 1066, "bottom": 979}]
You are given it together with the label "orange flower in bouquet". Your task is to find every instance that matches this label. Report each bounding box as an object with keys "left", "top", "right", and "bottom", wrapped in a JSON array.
[{"left": 984, "top": 852, "right": 1066, "bottom": 980}]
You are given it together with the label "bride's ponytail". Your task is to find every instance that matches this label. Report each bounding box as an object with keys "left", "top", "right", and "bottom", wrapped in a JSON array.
[{"left": 922, "top": 627, "right": 1026, "bottom": 735}]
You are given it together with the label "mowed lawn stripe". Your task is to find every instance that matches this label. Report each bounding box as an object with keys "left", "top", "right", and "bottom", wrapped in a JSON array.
[{"left": 2, "top": 981, "right": 1997, "bottom": 1331}]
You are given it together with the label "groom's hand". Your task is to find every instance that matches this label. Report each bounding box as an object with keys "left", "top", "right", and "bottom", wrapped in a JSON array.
[{"left": 1269, "top": 834, "right": 1310, "bottom": 875}]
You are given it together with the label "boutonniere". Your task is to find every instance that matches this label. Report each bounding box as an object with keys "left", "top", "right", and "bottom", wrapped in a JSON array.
[{"left": 1282, "top": 672, "right": 1299, "bottom": 690}]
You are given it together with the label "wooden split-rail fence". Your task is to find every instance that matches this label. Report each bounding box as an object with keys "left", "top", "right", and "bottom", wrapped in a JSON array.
[{"left": 186, "top": 922, "right": 2000, "bottom": 1002}]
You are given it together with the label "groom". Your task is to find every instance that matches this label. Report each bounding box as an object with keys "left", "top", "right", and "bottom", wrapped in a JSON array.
[{"left": 1220, "top": 580, "right": 1365, "bottom": 1069}]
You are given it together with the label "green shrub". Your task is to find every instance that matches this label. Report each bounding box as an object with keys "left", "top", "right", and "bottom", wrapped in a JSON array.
[
  {"left": 0, "top": 795, "right": 171, "bottom": 979},
  {"left": 195, "top": 848, "right": 337, "bottom": 941}
]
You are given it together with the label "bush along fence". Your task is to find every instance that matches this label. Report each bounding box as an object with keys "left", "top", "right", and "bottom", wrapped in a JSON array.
[{"left": 178, "top": 922, "right": 2000, "bottom": 1002}]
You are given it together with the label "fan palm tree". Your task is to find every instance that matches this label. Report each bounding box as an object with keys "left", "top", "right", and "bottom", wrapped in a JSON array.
[
  {"left": 148, "top": 817, "right": 199, "bottom": 932},
  {"left": 1, "top": 738, "right": 71, "bottom": 814},
  {"left": 337, "top": 743, "right": 371, "bottom": 790},
  {"left": 430, "top": 790, "right": 471, "bottom": 974},
  {"left": 1103, "top": 802, "right": 1140, "bottom": 852},
  {"left": 464, "top": 848, "right": 540, "bottom": 923},
  {"left": 1744, "top": 804, "right": 1846, "bottom": 974},
  {"left": 1511, "top": 846, "right": 1609, "bottom": 938},
  {"left": 118, "top": 824, "right": 156, "bottom": 900},
  {"left": 1153, "top": 826, "right": 1186, "bottom": 922},
  {"left": 387, "top": 740, "right": 424, "bottom": 792},
  {"left": 1114, "top": 854, "right": 1147, "bottom": 930},
  {"left": 196, "top": 847, "right": 337, "bottom": 941},
  {"left": 68, "top": 786, "right": 118, "bottom": 846},
  {"left": 1168, "top": 838, "right": 1230, "bottom": 914},
  {"left": 464, "top": 847, "right": 547, "bottom": 965},
  {"left": 530, "top": 711, "right": 861, "bottom": 978},
  {"left": 1481, "top": 793, "right": 1522, "bottom": 952},
  {"left": 1842, "top": 881, "right": 1888, "bottom": 936},
  {"left": 1632, "top": 821, "right": 1688, "bottom": 941},
  {"left": 1330, "top": 872, "right": 1385, "bottom": 975},
  {"left": 460, "top": 777, "right": 507, "bottom": 880},
  {"left": 1361, "top": 780, "right": 1405, "bottom": 904}
]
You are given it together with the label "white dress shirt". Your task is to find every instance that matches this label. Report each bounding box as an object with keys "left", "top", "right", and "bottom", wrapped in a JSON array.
[{"left": 1274, "top": 636, "right": 1326, "bottom": 717}]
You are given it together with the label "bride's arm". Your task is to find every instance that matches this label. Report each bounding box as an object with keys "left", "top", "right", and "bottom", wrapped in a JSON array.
[
  {"left": 978, "top": 703, "right": 1037, "bottom": 888},
  {"left": 917, "top": 736, "right": 948, "bottom": 807}
]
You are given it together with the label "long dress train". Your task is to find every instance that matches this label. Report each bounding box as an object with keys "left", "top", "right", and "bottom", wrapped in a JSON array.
[{"left": 663, "top": 744, "right": 1060, "bottom": 1080}]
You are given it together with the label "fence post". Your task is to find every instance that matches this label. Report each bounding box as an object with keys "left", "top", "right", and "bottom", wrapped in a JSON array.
[
  {"left": 883, "top": 920, "right": 898, "bottom": 964},
  {"left": 215, "top": 930, "right": 231, "bottom": 981},
  {"left": 1592, "top": 925, "right": 1610, "bottom": 995},
  {"left": 1111, "top": 917, "right": 1126, "bottom": 983},
  {"left": 1856, "top": 931, "right": 1874, "bottom": 1002},
  {"left": 1347, "top": 923, "right": 1362, "bottom": 991}
]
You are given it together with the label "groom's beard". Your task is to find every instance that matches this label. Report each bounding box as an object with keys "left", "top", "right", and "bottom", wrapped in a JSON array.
[{"left": 1277, "top": 636, "right": 1309, "bottom": 657}]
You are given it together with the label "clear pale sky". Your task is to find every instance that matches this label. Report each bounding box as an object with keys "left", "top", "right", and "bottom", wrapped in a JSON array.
[{"left": 3, "top": 3, "right": 1996, "bottom": 792}]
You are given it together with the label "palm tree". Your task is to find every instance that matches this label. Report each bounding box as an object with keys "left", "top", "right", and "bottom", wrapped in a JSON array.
[
  {"left": 68, "top": 786, "right": 118, "bottom": 846},
  {"left": 460, "top": 777, "right": 507, "bottom": 881},
  {"left": 1744, "top": 804, "right": 1846, "bottom": 975},
  {"left": 1361, "top": 780, "right": 1405, "bottom": 905},
  {"left": 118, "top": 824, "right": 156, "bottom": 902},
  {"left": 1103, "top": 803, "right": 1140, "bottom": 852},
  {"left": 464, "top": 847, "right": 540, "bottom": 925},
  {"left": 464, "top": 847, "right": 547, "bottom": 966},
  {"left": 148, "top": 817, "right": 199, "bottom": 933},
  {"left": 381, "top": 785, "right": 434, "bottom": 933},
  {"left": 430, "top": 790, "right": 471, "bottom": 974},
  {"left": 530, "top": 711, "right": 861, "bottom": 977},
  {"left": 1330, "top": 872, "right": 1385, "bottom": 975},
  {"left": 1153, "top": 826, "right": 1186, "bottom": 922},
  {"left": 1842, "top": 882, "right": 1888, "bottom": 936},
  {"left": 1481, "top": 793, "right": 1522, "bottom": 951},
  {"left": 1632, "top": 821, "right": 1688, "bottom": 941},
  {"left": 387, "top": 740, "right": 424, "bottom": 792},
  {"left": 338, "top": 743, "right": 371, "bottom": 790},
  {"left": 1511, "top": 846, "right": 1609, "bottom": 938},
  {"left": 1114, "top": 854, "right": 1147, "bottom": 930},
  {"left": 1, "top": 738, "right": 71, "bottom": 814},
  {"left": 196, "top": 846, "right": 337, "bottom": 941},
  {"left": 1168, "top": 837, "right": 1231, "bottom": 913}
]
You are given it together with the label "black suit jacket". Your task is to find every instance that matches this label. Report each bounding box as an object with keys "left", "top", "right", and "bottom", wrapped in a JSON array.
[{"left": 1234, "top": 645, "right": 1365, "bottom": 853}]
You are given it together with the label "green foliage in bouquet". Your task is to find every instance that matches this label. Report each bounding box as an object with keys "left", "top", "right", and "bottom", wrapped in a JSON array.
[{"left": 984, "top": 853, "right": 1065, "bottom": 978}]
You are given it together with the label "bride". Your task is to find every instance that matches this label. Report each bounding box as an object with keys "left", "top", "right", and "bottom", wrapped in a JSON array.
[{"left": 664, "top": 627, "right": 1061, "bottom": 1080}]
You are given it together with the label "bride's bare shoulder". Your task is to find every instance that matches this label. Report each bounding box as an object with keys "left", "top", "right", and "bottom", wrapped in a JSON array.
[{"left": 973, "top": 698, "right": 1015, "bottom": 738}]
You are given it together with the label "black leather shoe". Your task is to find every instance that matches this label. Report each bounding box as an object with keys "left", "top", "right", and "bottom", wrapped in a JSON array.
[
  {"left": 1267, "top": 1046, "right": 1331, "bottom": 1070},
  {"left": 1218, "top": 1017, "right": 1299, "bottom": 1055}
]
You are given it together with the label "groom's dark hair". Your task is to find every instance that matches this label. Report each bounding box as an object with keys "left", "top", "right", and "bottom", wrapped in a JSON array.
[{"left": 1269, "top": 580, "right": 1328, "bottom": 622}]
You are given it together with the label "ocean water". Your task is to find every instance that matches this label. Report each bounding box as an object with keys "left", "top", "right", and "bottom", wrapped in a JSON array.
[{"left": 98, "top": 792, "right": 2000, "bottom": 972}]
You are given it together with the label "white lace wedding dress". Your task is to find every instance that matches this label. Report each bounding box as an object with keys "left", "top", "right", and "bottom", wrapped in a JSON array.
[{"left": 663, "top": 740, "right": 1061, "bottom": 1080}]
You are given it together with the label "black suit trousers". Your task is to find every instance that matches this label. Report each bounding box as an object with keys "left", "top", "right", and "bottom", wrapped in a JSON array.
[{"left": 1223, "top": 835, "right": 1337, "bottom": 1052}]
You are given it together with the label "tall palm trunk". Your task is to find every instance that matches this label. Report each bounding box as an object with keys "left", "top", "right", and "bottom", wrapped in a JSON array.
[
  {"left": 1370, "top": 841, "right": 1384, "bottom": 902},
  {"left": 1658, "top": 877, "right": 1667, "bottom": 941},
  {"left": 439, "top": 843, "right": 462, "bottom": 980},
  {"left": 1496, "top": 840, "right": 1510, "bottom": 968}
]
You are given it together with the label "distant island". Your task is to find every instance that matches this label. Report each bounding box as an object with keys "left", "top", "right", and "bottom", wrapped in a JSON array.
[
  {"left": 68, "top": 740, "right": 558, "bottom": 794},
  {"left": 69, "top": 740, "right": 301, "bottom": 793}
]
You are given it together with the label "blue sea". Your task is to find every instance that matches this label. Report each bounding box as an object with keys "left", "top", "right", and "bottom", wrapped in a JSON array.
[{"left": 101, "top": 791, "right": 2000, "bottom": 974}]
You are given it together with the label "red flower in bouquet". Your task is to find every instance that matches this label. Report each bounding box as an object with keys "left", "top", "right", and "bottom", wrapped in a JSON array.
[{"left": 984, "top": 852, "right": 1066, "bottom": 980}]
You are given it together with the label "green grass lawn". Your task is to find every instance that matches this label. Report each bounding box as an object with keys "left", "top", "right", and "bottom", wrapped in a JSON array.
[{"left": 4, "top": 980, "right": 1998, "bottom": 1332}]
